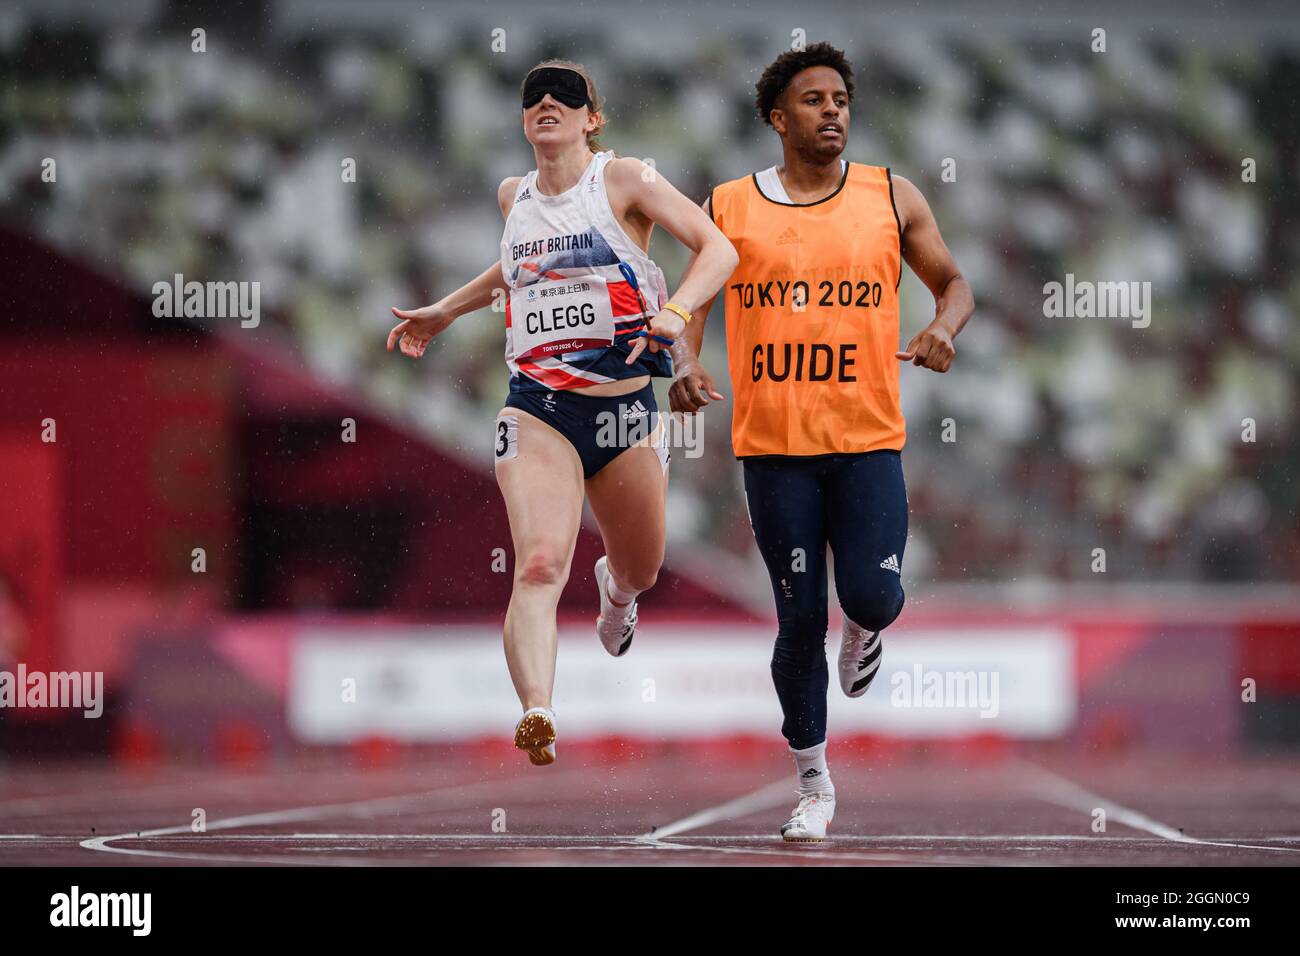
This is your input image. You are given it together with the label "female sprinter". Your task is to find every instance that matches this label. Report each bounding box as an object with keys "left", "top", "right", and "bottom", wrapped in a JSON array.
[{"left": 386, "top": 60, "right": 738, "bottom": 766}]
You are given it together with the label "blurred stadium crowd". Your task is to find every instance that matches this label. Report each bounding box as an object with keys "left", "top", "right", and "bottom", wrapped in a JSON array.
[{"left": 2, "top": 5, "right": 1298, "bottom": 589}]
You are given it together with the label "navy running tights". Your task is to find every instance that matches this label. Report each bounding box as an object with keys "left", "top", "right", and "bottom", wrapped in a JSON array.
[{"left": 742, "top": 450, "right": 908, "bottom": 750}]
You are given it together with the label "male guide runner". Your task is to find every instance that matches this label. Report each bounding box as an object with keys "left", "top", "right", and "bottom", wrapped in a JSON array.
[{"left": 672, "top": 43, "right": 974, "bottom": 841}]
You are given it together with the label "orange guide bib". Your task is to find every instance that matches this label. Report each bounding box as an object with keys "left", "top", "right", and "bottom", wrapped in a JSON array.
[{"left": 710, "top": 163, "right": 906, "bottom": 458}]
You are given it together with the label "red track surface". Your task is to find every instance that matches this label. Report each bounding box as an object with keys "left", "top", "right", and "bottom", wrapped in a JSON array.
[{"left": 2, "top": 748, "right": 1298, "bottom": 866}]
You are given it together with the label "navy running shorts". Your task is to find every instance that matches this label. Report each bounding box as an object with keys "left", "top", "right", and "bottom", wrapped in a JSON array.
[{"left": 498, "top": 380, "right": 668, "bottom": 480}]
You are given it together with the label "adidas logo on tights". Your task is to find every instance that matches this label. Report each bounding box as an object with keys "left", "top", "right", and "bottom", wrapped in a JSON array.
[{"left": 879, "top": 554, "right": 900, "bottom": 573}]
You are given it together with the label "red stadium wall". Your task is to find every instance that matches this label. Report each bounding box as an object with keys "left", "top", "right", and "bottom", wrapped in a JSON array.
[{"left": 0, "top": 436, "right": 61, "bottom": 675}]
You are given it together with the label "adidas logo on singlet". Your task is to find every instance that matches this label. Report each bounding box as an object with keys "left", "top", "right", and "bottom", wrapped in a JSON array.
[
  {"left": 515, "top": 187, "right": 532, "bottom": 204},
  {"left": 879, "top": 554, "right": 900, "bottom": 574},
  {"left": 776, "top": 227, "right": 801, "bottom": 245}
]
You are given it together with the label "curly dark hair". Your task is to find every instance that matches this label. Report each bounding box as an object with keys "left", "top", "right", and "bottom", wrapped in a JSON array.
[{"left": 754, "top": 42, "right": 855, "bottom": 127}]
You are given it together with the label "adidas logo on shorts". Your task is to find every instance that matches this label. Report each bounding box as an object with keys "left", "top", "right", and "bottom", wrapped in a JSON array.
[
  {"left": 622, "top": 400, "right": 649, "bottom": 421},
  {"left": 879, "top": 553, "right": 900, "bottom": 573}
]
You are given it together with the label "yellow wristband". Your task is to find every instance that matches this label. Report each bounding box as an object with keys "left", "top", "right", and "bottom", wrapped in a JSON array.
[{"left": 662, "top": 301, "right": 693, "bottom": 325}]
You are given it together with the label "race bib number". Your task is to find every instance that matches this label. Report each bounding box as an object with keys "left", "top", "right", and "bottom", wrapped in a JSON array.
[
  {"left": 509, "top": 275, "right": 615, "bottom": 361},
  {"left": 494, "top": 414, "right": 519, "bottom": 462}
]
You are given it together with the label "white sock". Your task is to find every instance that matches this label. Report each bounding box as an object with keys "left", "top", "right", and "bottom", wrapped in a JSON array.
[
  {"left": 791, "top": 741, "right": 833, "bottom": 795},
  {"left": 605, "top": 571, "right": 639, "bottom": 608}
]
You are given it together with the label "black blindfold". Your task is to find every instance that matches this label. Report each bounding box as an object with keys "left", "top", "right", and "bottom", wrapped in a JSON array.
[{"left": 522, "top": 67, "right": 593, "bottom": 110}]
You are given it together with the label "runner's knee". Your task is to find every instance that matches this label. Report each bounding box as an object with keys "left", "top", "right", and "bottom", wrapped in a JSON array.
[
  {"left": 771, "top": 616, "right": 828, "bottom": 676},
  {"left": 839, "top": 572, "right": 904, "bottom": 633},
  {"left": 515, "top": 547, "right": 568, "bottom": 589}
]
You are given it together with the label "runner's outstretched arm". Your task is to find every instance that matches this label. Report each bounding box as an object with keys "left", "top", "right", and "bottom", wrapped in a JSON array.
[{"left": 386, "top": 177, "right": 523, "bottom": 358}]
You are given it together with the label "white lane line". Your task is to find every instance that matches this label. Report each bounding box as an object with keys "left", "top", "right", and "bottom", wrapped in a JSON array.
[
  {"left": 638, "top": 781, "right": 980, "bottom": 865},
  {"left": 644, "top": 780, "right": 791, "bottom": 839},
  {"left": 79, "top": 772, "right": 586, "bottom": 866},
  {"left": 145, "top": 833, "right": 637, "bottom": 841},
  {"left": 106, "top": 832, "right": 1252, "bottom": 843},
  {"left": 651, "top": 838, "right": 981, "bottom": 865},
  {"left": 1018, "top": 759, "right": 1300, "bottom": 855},
  {"left": 663, "top": 834, "right": 1297, "bottom": 847}
]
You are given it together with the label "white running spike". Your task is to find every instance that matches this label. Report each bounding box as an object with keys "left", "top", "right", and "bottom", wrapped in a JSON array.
[
  {"left": 839, "top": 620, "right": 883, "bottom": 698},
  {"left": 780, "top": 790, "right": 836, "bottom": 842},
  {"left": 594, "top": 556, "right": 637, "bottom": 657}
]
